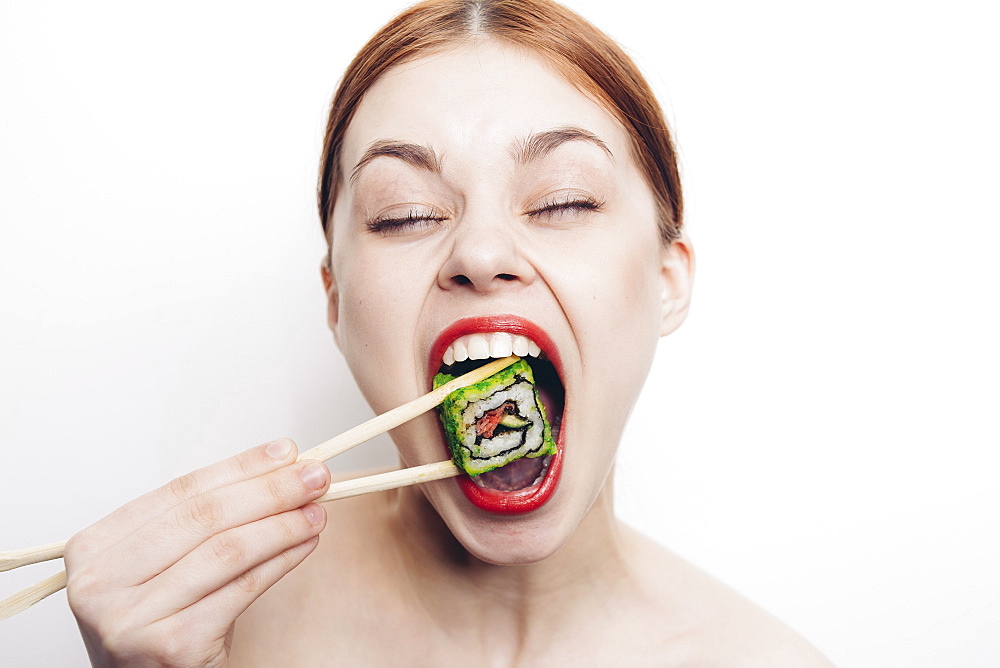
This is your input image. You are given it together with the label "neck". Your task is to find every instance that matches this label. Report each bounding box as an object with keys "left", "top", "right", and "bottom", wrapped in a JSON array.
[{"left": 384, "top": 474, "right": 633, "bottom": 653}]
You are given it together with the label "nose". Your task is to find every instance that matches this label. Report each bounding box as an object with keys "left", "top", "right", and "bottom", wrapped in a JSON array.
[{"left": 436, "top": 212, "right": 537, "bottom": 292}]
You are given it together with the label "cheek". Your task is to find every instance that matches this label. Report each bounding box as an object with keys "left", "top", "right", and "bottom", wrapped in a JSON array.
[
  {"left": 565, "top": 233, "right": 663, "bottom": 341},
  {"left": 561, "top": 229, "right": 663, "bottom": 423},
  {"left": 334, "top": 251, "right": 428, "bottom": 410}
]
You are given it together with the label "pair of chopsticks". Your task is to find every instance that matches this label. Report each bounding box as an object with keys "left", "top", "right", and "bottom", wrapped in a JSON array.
[{"left": 0, "top": 356, "right": 519, "bottom": 621}]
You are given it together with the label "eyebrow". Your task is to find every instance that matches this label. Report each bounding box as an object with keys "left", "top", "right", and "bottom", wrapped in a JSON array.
[
  {"left": 350, "top": 140, "right": 441, "bottom": 184},
  {"left": 512, "top": 126, "right": 613, "bottom": 165},
  {"left": 349, "top": 126, "right": 613, "bottom": 184}
]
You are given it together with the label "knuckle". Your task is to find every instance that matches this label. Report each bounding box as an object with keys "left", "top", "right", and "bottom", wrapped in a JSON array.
[
  {"left": 101, "top": 616, "right": 140, "bottom": 657},
  {"left": 65, "top": 567, "right": 102, "bottom": 618},
  {"left": 184, "top": 495, "right": 224, "bottom": 534},
  {"left": 209, "top": 534, "right": 245, "bottom": 568},
  {"left": 267, "top": 476, "right": 284, "bottom": 501},
  {"left": 63, "top": 532, "right": 91, "bottom": 563},
  {"left": 265, "top": 476, "right": 288, "bottom": 506},
  {"left": 168, "top": 472, "right": 200, "bottom": 503},
  {"left": 145, "top": 622, "right": 195, "bottom": 666},
  {"left": 278, "top": 541, "right": 306, "bottom": 571},
  {"left": 236, "top": 450, "right": 257, "bottom": 479},
  {"left": 234, "top": 567, "right": 264, "bottom": 595},
  {"left": 278, "top": 513, "right": 304, "bottom": 543}
]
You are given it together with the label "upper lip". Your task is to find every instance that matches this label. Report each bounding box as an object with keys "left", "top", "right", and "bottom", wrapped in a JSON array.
[{"left": 427, "top": 314, "right": 563, "bottom": 384}]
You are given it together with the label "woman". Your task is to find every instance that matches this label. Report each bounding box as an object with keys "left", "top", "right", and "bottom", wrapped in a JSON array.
[{"left": 65, "top": 1, "right": 833, "bottom": 664}]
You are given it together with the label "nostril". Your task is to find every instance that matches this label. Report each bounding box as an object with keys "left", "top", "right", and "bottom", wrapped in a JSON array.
[{"left": 446, "top": 272, "right": 520, "bottom": 289}]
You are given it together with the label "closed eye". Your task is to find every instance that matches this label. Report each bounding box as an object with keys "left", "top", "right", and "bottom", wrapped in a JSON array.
[
  {"left": 366, "top": 208, "right": 448, "bottom": 236},
  {"left": 526, "top": 196, "right": 604, "bottom": 220}
]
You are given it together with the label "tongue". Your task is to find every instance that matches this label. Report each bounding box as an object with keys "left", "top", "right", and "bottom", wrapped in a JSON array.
[{"left": 474, "top": 456, "right": 545, "bottom": 491}]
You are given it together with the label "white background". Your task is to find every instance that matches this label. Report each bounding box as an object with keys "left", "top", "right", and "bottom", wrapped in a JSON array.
[{"left": 1, "top": 1, "right": 997, "bottom": 665}]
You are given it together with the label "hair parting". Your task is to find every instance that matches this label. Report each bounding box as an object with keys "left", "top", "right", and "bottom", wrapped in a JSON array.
[{"left": 318, "top": 0, "right": 683, "bottom": 254}]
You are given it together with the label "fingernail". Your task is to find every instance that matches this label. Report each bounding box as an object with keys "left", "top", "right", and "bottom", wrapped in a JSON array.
[
  {"left": 300, "top": 462, "right": 329, "bottom": 490},
  {"left": 265, "top": 439, "right": 292, "bottom": 460},
  {"left": 303, "top": 504, "right": 325, "bottom": 526}
]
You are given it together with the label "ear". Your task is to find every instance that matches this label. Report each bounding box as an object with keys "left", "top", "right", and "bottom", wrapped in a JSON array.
[
  {"left": 659, "top": 232, "right": 695, "bottom": 337},
  {"left": 320, "top": 257, "right": 342, "bottom": 348}
]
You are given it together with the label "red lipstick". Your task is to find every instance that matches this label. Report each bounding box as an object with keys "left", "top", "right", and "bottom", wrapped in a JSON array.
[{"left": 429, "top": 315, "right": 564, "bottom": 515}]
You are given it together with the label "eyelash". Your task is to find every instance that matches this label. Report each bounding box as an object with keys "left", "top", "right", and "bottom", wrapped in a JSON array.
[
  {"left": 365, "top": 196, "right": 603, "bottom": 235},
  {"left": 366, "top": 209, "right": 447, "bottom": 236},
  {"left": 526, "top": 196, "right": 604, "bottom": 219}
]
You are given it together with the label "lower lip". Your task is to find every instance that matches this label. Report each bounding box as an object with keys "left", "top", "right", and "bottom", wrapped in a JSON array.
[{"left": 456, "top": 430, "right": 564, "bottom": 515}]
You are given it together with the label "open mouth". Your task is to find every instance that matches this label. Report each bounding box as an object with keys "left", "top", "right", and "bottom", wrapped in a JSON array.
[{"left": 430, "top": 317, "right": 565, "bottom": 513}]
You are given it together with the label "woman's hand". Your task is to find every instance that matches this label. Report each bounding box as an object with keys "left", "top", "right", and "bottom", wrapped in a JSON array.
[{"left": 64, "top": 439, "right": 330, "bottom": 667}]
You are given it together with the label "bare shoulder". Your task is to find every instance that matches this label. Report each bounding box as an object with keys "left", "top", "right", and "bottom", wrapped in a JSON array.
[{"left": 620, "top": 525, "right": 835, "bottom": 667}]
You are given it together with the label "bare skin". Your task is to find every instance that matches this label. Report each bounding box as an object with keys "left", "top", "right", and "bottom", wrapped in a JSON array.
[
  {"left": 65, "top": 440, "right": 332, "bottom": 667},
  {"left": 65, "top": 38, "right": 832, "bottom": 667},
  {"left": 230, "top": 40, "right": 833, "bottom": 666},
  {"left": 231, "top": 473, "right": 832, "bottom": 666}
]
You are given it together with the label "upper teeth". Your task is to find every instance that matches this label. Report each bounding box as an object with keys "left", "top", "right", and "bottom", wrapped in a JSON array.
[{"left": 442, "top": 332, "right": 542, "bottom": 366}]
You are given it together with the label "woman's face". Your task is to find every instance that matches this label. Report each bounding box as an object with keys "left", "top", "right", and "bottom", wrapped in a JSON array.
[{"left": 325, "top": 39, "right": 691, "bottom": 563}]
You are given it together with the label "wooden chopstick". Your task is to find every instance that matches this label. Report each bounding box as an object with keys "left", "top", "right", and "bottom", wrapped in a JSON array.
[
  {"left": 0, "top": 541, "right": 66, "bottom": 573},
  {"left": 0, "top": 571, "right": 68, "bottom": 621},
  {"left": 317, "top": 460, "right": 461, "bottom": 503},
  {"left": 296, "top": 355, "right": 518, "bottom": 463},
  {"left": 0, "top": 462, "right": 464, "bottom": 620},
  {"left": 0, "top": 461, "right": 465, "bottom": 578},
  {"left": 0, "top": 355, "right": 515, "bottom": 620}
]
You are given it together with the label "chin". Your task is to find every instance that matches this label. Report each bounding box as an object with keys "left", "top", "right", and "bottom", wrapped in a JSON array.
[
  {"left": 444, "top": 499, "right": 580, "bottom": 566},
  {"left": 426, "top": 428, "right": 618, "bottom": 567}
]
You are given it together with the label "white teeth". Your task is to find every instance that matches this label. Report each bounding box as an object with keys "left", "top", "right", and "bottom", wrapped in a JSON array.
[
  {"left": 441, "top": 331, "right": 545, "bottom": 367},
  {"left": 490, "top": 332, "right": 513, "bottom": 357},
  {"left": 512, "top": 335, "right": 529, "bottom": 357},
  {"left": 532, "top": 455, "right": 553, "bottom": 485},
  {"left": 467, "top": 334, "right": 490, "bottom": 360}
]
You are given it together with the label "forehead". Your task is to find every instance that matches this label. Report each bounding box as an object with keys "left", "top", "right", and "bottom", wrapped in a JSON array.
[{"left": 340, "top": 39, "right": 632, "bottom": 172}]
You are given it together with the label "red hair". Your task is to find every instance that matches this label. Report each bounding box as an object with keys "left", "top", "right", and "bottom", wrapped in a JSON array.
[{"left": 318, "top": 0, "right": 683, "bottom": 245}]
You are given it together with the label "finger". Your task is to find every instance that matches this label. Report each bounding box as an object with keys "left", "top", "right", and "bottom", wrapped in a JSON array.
[
  {"left": 68, "top": 439, "right": 299, "bottom": 558},
  {"left": 167, "top": 535, "right": 323, "bottom": 647},
  {"left": 79, "top": 528, "right": 319, "bottom": 668},
  {"left": 139, "top": 504, "right": 326, "bottom": 617},
  {"left": 98, "top": 460, "right": 330, "bottom": 587}
]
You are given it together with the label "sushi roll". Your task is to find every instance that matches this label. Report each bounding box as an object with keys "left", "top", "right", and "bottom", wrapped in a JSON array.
[{"left": 433, "top": 358, "right": 557, "bottom": 477}]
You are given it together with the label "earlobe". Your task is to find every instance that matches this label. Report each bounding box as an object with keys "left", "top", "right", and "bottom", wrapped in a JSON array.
[
  {"left": 320, "top": 258, "right": 341, "bottom": 347},
  {"left": 659, "top": 233, "right": 695, "bottom": 337}
]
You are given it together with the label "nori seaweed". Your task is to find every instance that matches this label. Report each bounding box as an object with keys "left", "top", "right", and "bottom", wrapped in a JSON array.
[{"left": 433, "top": 358, "right": 557, "bottom": 476}]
